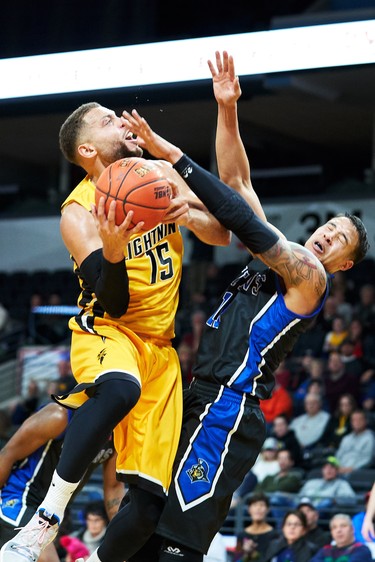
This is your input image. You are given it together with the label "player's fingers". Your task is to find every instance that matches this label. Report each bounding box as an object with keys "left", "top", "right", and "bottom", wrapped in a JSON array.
[
  {"left": 96, "top": 197, "right": 107, "bottom": 221},
  {"left": 127, "top": 218, "right": 145, "bottom": 236},
  {"left": 207, "top": 59, "right": 216, "bottom": 77},
  {"left": 121, "top": 111, "right": 138, "bottom": 130},
  {"left": 122, "top": 109, "right": 134, "bottom": 121},
  {"left": 228, "top": 55, "right": 236, "bottom": 80},
  {"left": 164, "top": 197, "right": 189, "bottom": 220},
  {"left": 222, "top": 50, "right": 229, "bottom": 72},
  {"left": 215, "top": 50, "right": 223, "bottom": 73},
  {"left": 130, "top": 110, "right": 152, "bottom": 133},
  {"left": 118, "top": 209, "right": 135, "bottom": 231},
  {"left": 168, "top": 179, "right": 179, "bottom": 198},
  {"left": 106, "top": 199, "right": 117, "bottom": 225},
  {"left": 90, "top": 203, "right": 98, "bottom": 220}
]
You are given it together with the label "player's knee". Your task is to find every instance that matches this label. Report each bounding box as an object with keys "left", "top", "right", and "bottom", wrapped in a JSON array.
[
  {"left": 100, "top": 378, "right": 141, "bottom": 413},
  {"left": 142, "top": 499, "right": 164, "bottom": 535},
  {"left": 131, "top": 489, "right": 165, "bottom": 536}
]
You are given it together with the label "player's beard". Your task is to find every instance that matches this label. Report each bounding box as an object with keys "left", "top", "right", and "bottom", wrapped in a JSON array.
[{"left": 109, "top": 141, "right": 143, "bottom": 163}]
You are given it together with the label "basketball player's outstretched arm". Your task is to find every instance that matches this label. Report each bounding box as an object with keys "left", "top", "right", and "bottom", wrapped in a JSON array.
[
  {"left": 151, "top": 161, "right": 231, "bottom": 246},
  {"left": 101, "top": 452, "right": 125, "bottom": 521},
  {"left": 208, "top": 51, "right": 267, "bottom": 224},
  {"left": 122, "top": 110, "right": 326, "bottom": 314},
  {"left": 362, "top": 482, "right": 375, "bottom": 541},
  {"left": 0, "top": 404, "right": 69, "bottom": 487}
]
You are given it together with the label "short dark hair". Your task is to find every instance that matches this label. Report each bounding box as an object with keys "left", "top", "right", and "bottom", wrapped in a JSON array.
[
  {"left": 282, "top": 509, "right": 308, "bottom": 529},
  {"left": 83, "top": 500, "right": 108, "bottom": 523},
  {"left": 274, "top": 413, "right": 290, "bottom": 424},
  {"left": 277, "top": 447, "right": 294, "bottom": 462},
  {"left": 336, "top": 213, "right": 369, "bottom": 264},
  {"left": 248, "top": 492, "right": 270, "bottom": 507},
  {"left": 59, "top": 102, "right": 100, "bottom": 164}
]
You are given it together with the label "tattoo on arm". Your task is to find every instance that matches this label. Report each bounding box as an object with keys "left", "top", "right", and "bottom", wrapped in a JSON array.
[
  {"left": 106, "top": 498, "right": 121, "bottom": 511},
  {"left": 260, "top": 240, "right": 325, "bottom": 294}
]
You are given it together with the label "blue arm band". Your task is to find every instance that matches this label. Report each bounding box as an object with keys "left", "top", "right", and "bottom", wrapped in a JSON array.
[{"left": 173, "top": 154, "right": 279, "bottom": 254}]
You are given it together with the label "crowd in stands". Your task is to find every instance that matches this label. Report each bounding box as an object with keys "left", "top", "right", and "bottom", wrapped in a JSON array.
[{"left": 1, "top": 255, "right": 375, "bottom": 559}]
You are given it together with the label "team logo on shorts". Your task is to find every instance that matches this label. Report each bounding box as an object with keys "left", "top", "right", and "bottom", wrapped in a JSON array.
[
  {"left": 4, "top": 499, "right": 18, "bottom": 507},
  {"left": 186, "top": 458, "right": 210, "bottom": 483},
  {"left": 97, "top": 348, "right": 107, "bottom": 365}
]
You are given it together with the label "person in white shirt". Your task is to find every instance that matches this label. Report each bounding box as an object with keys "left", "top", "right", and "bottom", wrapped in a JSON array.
[
  {"left": 251, "top": 437, "right": 280, "bottom": 484},
  {"left": 298, "top": 456, "right": 356, "bottom": 512},
  {"left": 336, "top": 409, "right": 375, "bottom": 474},
  {"left": 290, "top": 393, "right": 330, "bottom": 450},
  {"left": 230, "top": 437, "right": 280, "bottom": 510}
]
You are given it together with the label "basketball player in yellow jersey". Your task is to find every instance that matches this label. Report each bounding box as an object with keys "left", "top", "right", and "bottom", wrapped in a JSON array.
[{"left": 1, "top": 103, "right": 229, "bottom": 562}]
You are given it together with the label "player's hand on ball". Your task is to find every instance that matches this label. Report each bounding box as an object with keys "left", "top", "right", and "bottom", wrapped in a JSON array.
[
  {"left": 163, "top": 195, "right": 190, "bottom": 226},
  {"left": 92, "top": 198, "right": 144, "bottom": 261}
]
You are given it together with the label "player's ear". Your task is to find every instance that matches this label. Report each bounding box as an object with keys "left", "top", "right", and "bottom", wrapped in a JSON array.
[
  {"left": 78, "top": 142, "right": 97, "bottom": 160},
  {"left": 340, "top": 259, "right": 354, "bottom": 271}
]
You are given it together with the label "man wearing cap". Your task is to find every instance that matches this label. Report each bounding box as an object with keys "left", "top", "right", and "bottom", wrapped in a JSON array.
[
  {"left": 251, "top": 438, "right": 280, "bottom": 484},
  {"left": 297, "top": 498, "right": 330, "bottom": 549},
  {"left": 231, "top": 437, "right": 280, "bottom": 508},
  {"left": 297, "top": 456, "right": 356, "bottom": 512}
]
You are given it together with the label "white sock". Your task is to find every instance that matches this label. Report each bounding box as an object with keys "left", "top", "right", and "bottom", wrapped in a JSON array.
[{"left": 39, "top": 470, "right": 79, "bottom": 521}]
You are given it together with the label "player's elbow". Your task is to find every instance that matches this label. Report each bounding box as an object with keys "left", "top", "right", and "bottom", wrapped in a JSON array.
[
  {"left": 220, "top": 229, "right": 232, "bottom": 247},
  {"left": 105, "top": 299, "right": 129, "bottom": 318},
  {"left": 98, "top": 292, "right": 130, "bottom": 318}
]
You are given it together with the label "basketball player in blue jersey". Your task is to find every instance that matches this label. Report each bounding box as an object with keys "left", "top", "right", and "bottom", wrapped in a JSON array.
[
  {"left": 95, "top": 63, "right": 368, "bottom": 562},
  {"left": 0, "top": 403, "right": 122, "bottom": 562},
  {"left": 1, "top": 102, "right": 229, "bottom": 562}
]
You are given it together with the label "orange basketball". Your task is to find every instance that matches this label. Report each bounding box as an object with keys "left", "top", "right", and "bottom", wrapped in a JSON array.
[{"left": 95, "top": 157, "right": 172, "bottom": 230}]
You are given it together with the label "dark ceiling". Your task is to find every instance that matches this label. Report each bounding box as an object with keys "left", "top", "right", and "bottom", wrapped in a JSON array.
[{"left": 0, "top": 0, "right": 374, "bottom": 215}]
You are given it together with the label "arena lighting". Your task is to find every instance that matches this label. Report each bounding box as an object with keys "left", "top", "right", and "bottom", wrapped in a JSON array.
[{"left": 1, "top": 19, "right": 374, "bottom": 101}]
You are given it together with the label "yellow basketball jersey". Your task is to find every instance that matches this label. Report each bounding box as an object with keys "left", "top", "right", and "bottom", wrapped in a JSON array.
[{"left": 62, "top": 176, "right": 183, "bottom": 342}]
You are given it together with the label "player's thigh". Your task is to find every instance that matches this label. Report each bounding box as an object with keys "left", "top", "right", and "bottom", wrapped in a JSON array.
[
  {"left": 70, "top": 323, "right": 142, "bottom": 386},
  {"left": 114, "top": 344, "right": 182, "bottom": 494}
]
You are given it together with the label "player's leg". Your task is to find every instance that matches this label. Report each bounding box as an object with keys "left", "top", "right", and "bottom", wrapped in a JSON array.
[
  {"left": 157, "top": 383, "right": 266, "bottom": 559},
  {"left": 91, "top": 486, "right": 165, "bottom": 562},
  {"left": 127, "top": 533, "right": 163, "bottom": 562},
  {"left": 82, "top": 343, "right": 183, "bottom": 562},
  {"left": 39, "top": 543, "right": 60, "bottom": 562},
  {"left": 0, "top": 378, "right": 140, "bottom": 562}
]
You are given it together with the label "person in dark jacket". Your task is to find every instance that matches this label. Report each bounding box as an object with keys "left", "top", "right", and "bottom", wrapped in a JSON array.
[
  {"left": 262, "top": 509, "right": 317, "bottom": 562},
  {"left": 234, "top": 492, "right": 278, "bottom": 561},
  {"left": 296, "top": 498, "right": 330, "bottom": 550},
  {"left": 271, "top": 414, "right": 303, "bottom": 467}
]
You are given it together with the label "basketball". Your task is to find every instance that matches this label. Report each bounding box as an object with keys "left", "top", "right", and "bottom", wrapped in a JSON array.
[{"left": 95, "top": 157, "right": 172, "bottom": 230}]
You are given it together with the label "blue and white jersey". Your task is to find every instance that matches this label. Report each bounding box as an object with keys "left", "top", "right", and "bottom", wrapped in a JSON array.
[
  {"left": 0, "top": 417, "right": 68, "bottom": 527},
  {"left": 0, "top": 410, "right": 115, "bottom": 527},
  {"left": 192, "top": 260, "right": 329, "bottom": 400}
]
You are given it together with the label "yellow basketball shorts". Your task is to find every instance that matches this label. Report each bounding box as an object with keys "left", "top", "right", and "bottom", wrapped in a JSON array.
[{"left": 55, "top": 318, "right": 183, "bottom": 496}]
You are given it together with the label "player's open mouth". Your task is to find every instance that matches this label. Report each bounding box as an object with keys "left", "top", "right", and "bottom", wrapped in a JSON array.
[
  {"left": 313, "top": 241, "right": 324, "bottom": 254},
  {"left": 125, "top": 131, "right": 136, "bottom": 140}
]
